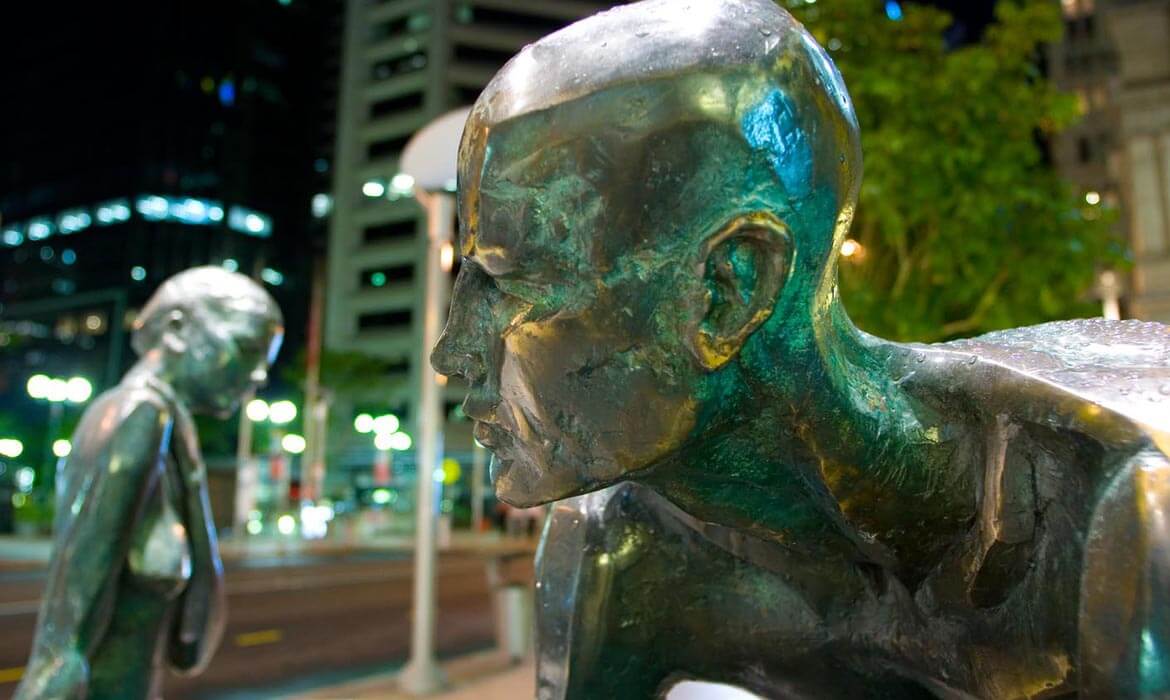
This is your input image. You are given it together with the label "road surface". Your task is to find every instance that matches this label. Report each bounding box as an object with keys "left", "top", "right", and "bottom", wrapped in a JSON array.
[{"left": 0, "top": 548, "right": 534, "bottom": 699}]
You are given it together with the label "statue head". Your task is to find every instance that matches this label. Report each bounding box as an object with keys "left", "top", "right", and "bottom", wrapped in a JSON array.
[
  {"left": 132, "top": 266, "right": 284, "bottom": 417},
  {"left": 432, "top": 0, "right": 861, "bottom": 506}
]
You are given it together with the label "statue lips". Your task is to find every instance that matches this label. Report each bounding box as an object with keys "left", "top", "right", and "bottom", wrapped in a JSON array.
[{"left": 473, "top": 420, "right": 513, "bottom": 455}]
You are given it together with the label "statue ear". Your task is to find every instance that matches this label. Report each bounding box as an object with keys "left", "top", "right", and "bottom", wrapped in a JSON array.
[
  {"left": 161, "top": 309, "right": 188, "bottom": 354},
  {"left": 691, "top": 212, "right": 791, "bottom": 371}
]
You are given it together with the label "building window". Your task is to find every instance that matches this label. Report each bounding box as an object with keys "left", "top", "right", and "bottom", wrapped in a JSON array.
[
  {"left": 358, "top": 309, "right": 413, "bottom": 332},
  {"left": 363, "top": 218, "right": 418, "bottom": 244},
  {"left": 370, "top": 11, "right": 431, "bottom": 41},
  {"left": 362, "top": 262, "right": 416, "bottom": 288},
  {"left": 452, "top": 44, "right": 517, "bottom": 70},
  {"left": 367, "top": 133, "right": 414, "bottom": 160},
  {"left": 370, "top": 91, "right": 425, "bottom": 119},
  {"left": 371, "top": 53, "right": 427, "bottom": 82}
]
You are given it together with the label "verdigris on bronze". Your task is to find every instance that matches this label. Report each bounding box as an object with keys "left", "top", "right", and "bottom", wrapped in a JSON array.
[
  {"left": 431, "top": 0, "right": 1170, "bottom": 697},
  {"left": 16, "top": 267, "right": 283, "bottom": 700}
]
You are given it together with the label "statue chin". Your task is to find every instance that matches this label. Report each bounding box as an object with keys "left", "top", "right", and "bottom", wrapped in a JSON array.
[{"left": 490, "top": 452, "right": 604, "bottom": 508}]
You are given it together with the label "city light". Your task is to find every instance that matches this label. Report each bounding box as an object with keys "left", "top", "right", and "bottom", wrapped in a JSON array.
[
  {"left": 311, "top": 193, "right": 332, "bottom": 218},
  {"left": 362, "top": 180, "right": 386, "bottom": 197},
  {"left": 0, "top": 439, "right": 23, "bottom": 459},
  {"left": 2, "top": 227, "right": 22, "bottom": 247},
  {"left": 373, "top": 414, "right": 400, "bottom": 435},
  {"left": 372, "top": 488, "right": 392, "bottom": 505},
  {"left": 370, "top": 271, "right": 387, "bottom": 287},
  {"left": 261, "top": 268, "right": 284, "bottom": 286},
  {"left": 387, "top": 431, "right": 412, "bottom": 451},
  {"left": 281, "top": 433, "right": 307, "bottom": 454},
  {"left": 222, "top": 258, "right": 239, "bottom": 272},
  {"left": 46, "top": 378, "right": 69, "bottom": 403},
  {"left": 840, "top": 239, "right": 862, "bottom": 258},
  {"left": 440, "top": 457, "right": 461, "bottom": 485},
  {"left": 269, "top": 400, "right": 297, "bottom": 425},
  {"left": 228, "top": 206, "right": 273, "bottom": 237},
  {"left": 15, "top": 467, "right": 35, "bottom": 492},
  {"left": 277, "top": 514, "right": 297, "bottom": 535},
  {"left": 389, "top": 173, "right": 415, "bottom": 198},
  {"left": 440, "top": 242, "right": 454, "bottom": 272},
  {"left": 53, "top": 439, "right": 72, "bottom": 458},
  {"left": 29, "top": 374, "right": 93, "bottom": 404},
  {"left": 95, "top": 199, "right": 132, "bottom": 225},
  {"left": 27, "top": 218, "right": 53, "bottom": 240},
  {"left": 885, "top": 0, "right": 903, "bottom": 21},
  {"left": 26, "top": 374, "right": 51, "bottom": 399},
  {"left": 354, "top": 413, "right": 375, "bottom": 433},
  {"left": 131, "top": 266, "right": 147, "bottom": 281},
  {"left": 245, "top": 398, "right": 270, "bottom": 422},
  {"left": 246, "top": 518, "right": 263, "bottom": 535},
  {"left": 1086, "top": 191, "right": 1101, "bottom": 205},
  {"left": 65, "top": 377, "right": 93, "bottom": 403},
  {"left": 374, "top": 432, "right": 394, "bottom": 451},
  {"left": 300, "top": 504, "right": 334, "bottom": 539},
  {"left": 58, "top": 209, "right": 92, "bottom": 234}
]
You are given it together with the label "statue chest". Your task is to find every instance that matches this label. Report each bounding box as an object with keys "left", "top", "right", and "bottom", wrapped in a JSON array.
[{"left": 126, "top": 454, "right": 192, "bottom": 600}]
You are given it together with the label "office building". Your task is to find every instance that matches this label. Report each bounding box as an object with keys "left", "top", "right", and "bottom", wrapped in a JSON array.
[
  {"left": 1050, "top": 0, "right": 1170, "bottom": 323},
  {"left": 324, "top": 0, "right": 614, "bottom": 469}
]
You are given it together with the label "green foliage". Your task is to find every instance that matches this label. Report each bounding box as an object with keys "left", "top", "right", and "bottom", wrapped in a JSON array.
[{"left": 786, "top": 0, "right": 1122, "bottom": 341}]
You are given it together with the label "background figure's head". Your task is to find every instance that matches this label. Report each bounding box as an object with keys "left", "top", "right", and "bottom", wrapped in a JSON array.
[
  {"left": 433, "top": 0, "right": 861, "bottom": 506},
  {"left": 132, "top": 266, "right": 284, "bottom": 417}
]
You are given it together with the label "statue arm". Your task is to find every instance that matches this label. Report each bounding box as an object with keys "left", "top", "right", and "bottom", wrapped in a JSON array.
[
  {"left": 1079, "top": 447, "right": 1170, "bottom": 696},
  {"left": 167, "top": 466, "right": 226, "bottom": 675},
  {"left": 16, "top": 397, "right": 167, "bottom": 700}
]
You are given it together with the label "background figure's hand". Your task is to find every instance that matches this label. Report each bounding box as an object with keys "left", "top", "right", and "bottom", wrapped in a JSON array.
[{"left": 14, "top": 648, "right": 89, "bottom": 700}]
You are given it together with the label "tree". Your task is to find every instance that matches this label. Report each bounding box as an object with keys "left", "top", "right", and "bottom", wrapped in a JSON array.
[{"left": 785, "top": 0, "right": 1122, "bottom": 341}]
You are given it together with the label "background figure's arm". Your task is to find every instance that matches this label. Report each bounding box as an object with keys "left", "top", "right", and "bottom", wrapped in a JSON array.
[
  {"left": 167, "top": 457, "right": 226, "bottom": 675},
  {"left": 15, "top": 396, "right": 167, "bottom": 700},
  {"left": 1080, "top": 447, "right": 1170, "bottom": 696}
]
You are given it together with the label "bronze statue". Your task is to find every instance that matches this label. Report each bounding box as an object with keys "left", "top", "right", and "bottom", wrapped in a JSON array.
[
  {"left": 431, "top": 0, "right": 1170, "bottom": 696},
  {"left": 16, "top": 267, "right": 283, "bottom": 700}
]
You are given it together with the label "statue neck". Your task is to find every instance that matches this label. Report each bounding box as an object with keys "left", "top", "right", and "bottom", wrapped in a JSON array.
[{"left": 643, "top": 298, "right": 974, "bottom": 571}]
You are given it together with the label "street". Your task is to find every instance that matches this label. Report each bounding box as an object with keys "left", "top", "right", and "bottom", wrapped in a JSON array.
[{"left": 0, "top": 548, "right": 533, "bottom": 699}]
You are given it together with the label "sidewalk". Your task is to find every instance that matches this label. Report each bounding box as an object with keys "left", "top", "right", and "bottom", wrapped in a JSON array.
[{"left": 294, "top": 650, "right": 534, "bottom": 700}]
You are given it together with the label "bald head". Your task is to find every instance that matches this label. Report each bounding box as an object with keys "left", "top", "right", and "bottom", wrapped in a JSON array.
[
  {"left": 132, "top": 266, "right": 283, "bottom": 357},
  {"left": 458, "top": 0, "right": 861, "bottom": 284}
]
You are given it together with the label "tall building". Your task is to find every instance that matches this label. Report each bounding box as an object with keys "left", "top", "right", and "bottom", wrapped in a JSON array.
[
  {"left": 0, "top": 0, "right": 338, "bottom": 525},
  {"left": 1103, "top": 0, "right": 1170, "bottom": 322},
  {"left": 324, "top": 0, "right": 613, "bottom": 473},
  {"left": 1050, "top": 0, "right": 1170, "bottom": 323}
]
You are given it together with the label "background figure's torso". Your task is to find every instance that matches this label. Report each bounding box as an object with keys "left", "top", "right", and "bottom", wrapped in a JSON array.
[{"left": 88, "top": 447, "right": 192, "bottom": 700}]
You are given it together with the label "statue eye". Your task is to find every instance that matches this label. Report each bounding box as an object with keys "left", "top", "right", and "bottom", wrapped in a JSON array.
[{"left": 495, "top": 278, "right": 549, "bottom": 303}]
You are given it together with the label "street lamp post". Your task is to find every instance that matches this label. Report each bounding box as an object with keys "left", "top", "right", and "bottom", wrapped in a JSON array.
[{"left": 396, "top": 106, "right": 470, "bottom": 696}]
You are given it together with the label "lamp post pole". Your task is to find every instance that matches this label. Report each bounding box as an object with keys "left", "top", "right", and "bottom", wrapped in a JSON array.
[
  {"left": 397, "top": 105, "right": 470, "bottom": 696},
  {"left": 399, "top": 190, "right": 453, "bottom": 695}
]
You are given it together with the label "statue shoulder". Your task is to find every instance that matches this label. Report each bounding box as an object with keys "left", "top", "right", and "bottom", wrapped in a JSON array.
[{"left": 899, "top": 319, "right": 1170, "bottom": 454}]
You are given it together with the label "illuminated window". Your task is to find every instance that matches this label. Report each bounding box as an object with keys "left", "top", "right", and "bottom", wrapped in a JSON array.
[
  {"left": 261, "top": 268, "right": 284, "bottom": 286},
  {"left": 1, "top": 226, "right": 22, "bottom": 247},
  {"left": 228, "top": 206, "right": 272, "bottom": 237},
  {"left": 27, "top": 218, "right": 53, "bottom": 241}
]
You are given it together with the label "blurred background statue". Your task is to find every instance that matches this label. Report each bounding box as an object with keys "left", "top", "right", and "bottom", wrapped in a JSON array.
[
  {"left": 432, "top": 0, "right": 1170, "bottom": 697},
  {"left": 16, "top": 267, "right": 283, "bottom": 700}
]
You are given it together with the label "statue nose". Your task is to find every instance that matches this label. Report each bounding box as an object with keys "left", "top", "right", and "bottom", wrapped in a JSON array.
[{"left": 431, "top": 327, "right": 485, "bottom": 384}]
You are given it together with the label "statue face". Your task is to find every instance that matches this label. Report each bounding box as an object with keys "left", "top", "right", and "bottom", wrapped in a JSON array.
[
  {"left": 179, "top": 308, "right": 283, "bottom": 418},
  {"left": 434, "top": 135, "right": 704, "bottom": 507}
]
